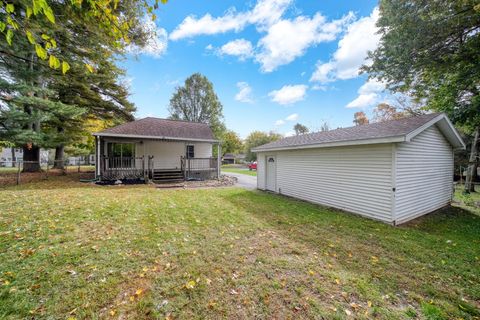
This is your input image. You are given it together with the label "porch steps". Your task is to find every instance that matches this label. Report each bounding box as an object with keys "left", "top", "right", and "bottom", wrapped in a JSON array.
[{"left": 152, "top": 170, "right": 184, "bottom": 183}]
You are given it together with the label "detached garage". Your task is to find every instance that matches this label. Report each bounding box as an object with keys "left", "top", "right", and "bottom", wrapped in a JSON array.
[{"left": 252, "top": 113, "right": 465, "bottom": 225}]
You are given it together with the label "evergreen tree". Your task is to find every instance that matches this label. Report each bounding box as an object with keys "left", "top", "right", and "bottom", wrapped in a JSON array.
[{"left": 0, "top": 0, "right": 145, "bottom": 170}]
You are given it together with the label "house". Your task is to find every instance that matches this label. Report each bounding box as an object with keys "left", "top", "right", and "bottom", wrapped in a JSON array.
[
  {"left": 222, "top": 153, "right": 246, "bottom": 164},
  {"left": 252, "top": 113, "right": 465, "bottom": 225},
  {"left": 0, "top": 147, "right": 49, "bottom": 167},
  {"left": 93, "top": 118, "right": 220, "bottom": 183}
]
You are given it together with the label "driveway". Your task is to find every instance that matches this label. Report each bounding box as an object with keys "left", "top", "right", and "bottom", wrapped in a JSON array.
[{"left": 223, "top": 172, "right": 257, "bottom": 190}]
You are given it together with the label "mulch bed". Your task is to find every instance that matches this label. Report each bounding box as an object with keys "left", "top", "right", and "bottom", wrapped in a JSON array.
[{"left": 154, "top": 175, "right": 237, "bottom": 189}]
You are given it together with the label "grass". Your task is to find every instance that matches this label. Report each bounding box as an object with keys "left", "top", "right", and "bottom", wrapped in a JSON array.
[
  {"left": 454, "top": 184, "right": 480, "bottom": 214},
  {"left": 0, "top": 175, "right": 479, "bottom": 319},
  {"left": 221, "top": 167, "right": 257, "bottom": 176}
]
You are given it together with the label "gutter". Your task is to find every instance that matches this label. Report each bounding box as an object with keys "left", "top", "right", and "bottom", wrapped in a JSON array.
[
  {"left": 252, "top": 136, "right": 406, "bottom": 153},
  {"left": 92, "top": 132, "right": 219, "bottom": 143}
]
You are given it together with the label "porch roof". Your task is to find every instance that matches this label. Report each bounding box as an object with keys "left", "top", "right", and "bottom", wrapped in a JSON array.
[{"left": 93, "top": 117, "right": 218, "bottom": 143}]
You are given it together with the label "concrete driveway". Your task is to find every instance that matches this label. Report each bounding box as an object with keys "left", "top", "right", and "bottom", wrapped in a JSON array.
[{"left": 223, "top": 172, "right": 257, "bottom": 190}]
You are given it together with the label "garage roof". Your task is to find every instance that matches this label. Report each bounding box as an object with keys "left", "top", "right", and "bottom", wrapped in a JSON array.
[
  {"left": 252, "top": 113, "right": 465, "bottom": 152},
  {"left": 93, "top": 117, "right": 218, "bottom": 142}
]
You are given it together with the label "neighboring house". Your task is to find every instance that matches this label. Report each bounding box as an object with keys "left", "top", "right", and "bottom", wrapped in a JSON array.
[
  {"left": 0, "top": 148, "right": 49, "bottom": 167},
  {"left": 67, "top": 155, "right": 95, "bottom": 165},
  {"left": 93, "top": 118, "right": 220, "bottom": 182},
  {"left": 222, "top": 153, "right": 246, "bottom": 164},
  {"left": 252, "top": 113, "right": 465, "bottom": 225}
]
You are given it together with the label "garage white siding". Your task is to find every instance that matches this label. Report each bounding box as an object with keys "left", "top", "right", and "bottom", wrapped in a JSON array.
[
  {"left": 259, "top": 144, "right": 394, "bottom": 222},
  {"left": 394, "top": 125, "right": 454, "bottom": 224},
  {"left": 257, "top": 154, "right": 267, "bottom": 190}
]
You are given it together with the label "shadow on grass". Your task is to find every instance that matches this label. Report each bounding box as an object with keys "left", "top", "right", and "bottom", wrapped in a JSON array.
[{"left": 219, "top": 189, "right": 480, "bottom": 316}]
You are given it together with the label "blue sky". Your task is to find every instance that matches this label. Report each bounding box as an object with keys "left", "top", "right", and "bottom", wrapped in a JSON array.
[{"left": 122, "top": 0, "right": 383, "bottom": 138}]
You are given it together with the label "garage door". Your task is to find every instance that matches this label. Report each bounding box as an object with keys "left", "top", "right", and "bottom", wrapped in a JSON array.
[{"left": 266, "top": 155, "right": 276, "bottom": 191}]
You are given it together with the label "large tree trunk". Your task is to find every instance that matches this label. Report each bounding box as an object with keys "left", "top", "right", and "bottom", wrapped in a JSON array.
[
  {"left": 469, "top": 163, "right": 478, "bottom": 192},
  {"left": 11, "top": 147, "right": 16, "bottom": 167},
  {"left": 22, "top": 145, "right": 41, "bottom": 172},
  {"left": 465, "top": 127, "right": 479, "bottom": 193},
  {"left": 53, "top": 145, "right": 65, "bottom": 169}
]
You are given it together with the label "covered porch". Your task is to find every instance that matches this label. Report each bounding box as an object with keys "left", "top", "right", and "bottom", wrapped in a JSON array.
[{"left": 94, "top": 135, "right": 220, "bottom": 183}]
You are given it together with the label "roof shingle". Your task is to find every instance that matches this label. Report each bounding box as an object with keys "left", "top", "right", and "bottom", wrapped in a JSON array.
[
  {"left": 253, "top": 113, "right": 442, "bottom": 151},
  {"left": 94, "top": 117, "right": 216, "bottom": 141}
]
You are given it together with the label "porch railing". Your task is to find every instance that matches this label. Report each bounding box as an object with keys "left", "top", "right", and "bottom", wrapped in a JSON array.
[
  {"left": 100, "top": 156, "right": 147, "bottom": 181},
  {"left": 181, "top": 157, "right": 219, "bottom": 180}
]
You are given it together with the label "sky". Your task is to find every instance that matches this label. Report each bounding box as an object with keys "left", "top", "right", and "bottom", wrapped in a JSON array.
[{"left": 122, "top": 0, "right": 385, "bottom": 138}]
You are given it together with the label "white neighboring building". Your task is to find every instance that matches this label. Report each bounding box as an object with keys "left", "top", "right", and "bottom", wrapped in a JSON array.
[
  {"left": 0, "top": 148, "right": 49, "bottom": 167},
  {"left": 252, "top": 113, "right": 465, "bottom": 225}
]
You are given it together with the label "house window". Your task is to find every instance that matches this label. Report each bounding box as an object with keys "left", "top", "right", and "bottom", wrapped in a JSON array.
[
  {"left": 107, "top": 143, "right": 135, "bottom": 167},
  {"left": 186, "top": 145, "right": 195, "bottom": 159}
]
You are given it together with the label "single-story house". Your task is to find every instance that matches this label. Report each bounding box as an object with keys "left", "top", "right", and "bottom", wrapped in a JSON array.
[
  {"left": 93, "top": 117, "right": 220, "bottom": 183},
  {"left": 252, "top": 113, "right": 465, "bottom": 225},
  {"left": 222, "top": 153, "right": 246, "bottom": 164}
]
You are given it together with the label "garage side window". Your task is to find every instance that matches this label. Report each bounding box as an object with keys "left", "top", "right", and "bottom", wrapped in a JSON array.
[{"left": 186, "top": 145, "right": 195, "bottom": 159}]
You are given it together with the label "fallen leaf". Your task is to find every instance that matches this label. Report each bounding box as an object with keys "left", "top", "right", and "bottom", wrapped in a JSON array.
[{"left": 185, "top": 280, "right": 196, "bottom": 289}]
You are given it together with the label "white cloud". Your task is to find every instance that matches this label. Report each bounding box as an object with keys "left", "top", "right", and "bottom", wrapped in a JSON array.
[
  {"left": 128, "top": 18, "right": 168, "bottom": 58},
  {"left": 219, "top": 39, "right": 254, "bottom": 60},
  {"left": 256, "top": 12, "right": 354, "bottom": 72},
  {"left": 275, "top": 113, "right": 299, "bottom": 126},
  {"left": 170, "top": 0, "right": 291, "bottom": 40},
  {"left": 346, "top": 93, "right": 378, "bottom": 109},
  {"left": 285, "top": 113, "right": 299, "bottom": 121},
  {"left": 311, "top": 84, "right": 328, "bottom": 91},
  {"left": 346, "top": 78, "right": 385, "bottom": 108},
  {"left": 268, "top": 84, "right": 308, "bottom": 105},
  {"left": 234, "top": 82, "right": 254, "bottom": 103},
  {"left": 170, "top": 0, "right": 353, "bottom": 72},
  {"left": 205, "top": 44, "right": 214, "bottom": 51},
  {"left": 311, "top": 7, "right": 380, "bottom": 83}
]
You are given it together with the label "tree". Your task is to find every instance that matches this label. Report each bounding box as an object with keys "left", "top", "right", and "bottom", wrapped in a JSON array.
[
  {"left": 293, "top": 123, "right": 309, "bottom": 135},
  {"left": 0, "top": 0, "right": 164, "bottom": 72},
  {"left": 222, "top": 130, "right": 243, "bottom": 156},
  {"left": 0, "top": 0, "right": 145, "bottom": 171},
  {"left": 319, "top": 122, "right": 330, "bottom": 132},
  {"left": 168, "top": 73, "right": 226, "bottom": 138},
  {"left": 364, "top": 0, "right": 480, "bottom": 192},
  {"left": 244, "top": 131, "right": 282, "bottom": 161},
  {"left": 353, "top": 112, "right": 369, "bottom": 126},
  {"left": 372, "top": 103, "right": 405, "bottom": 122}
]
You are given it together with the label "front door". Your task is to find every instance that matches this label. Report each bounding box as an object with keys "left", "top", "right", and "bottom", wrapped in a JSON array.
[{"left": 265, "top": 155, "right": 276, "bottom": 191}]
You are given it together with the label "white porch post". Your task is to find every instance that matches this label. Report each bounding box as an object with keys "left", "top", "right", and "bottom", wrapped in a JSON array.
[{"left": 217, "top": 143, "right": 221, "bottom": 179}]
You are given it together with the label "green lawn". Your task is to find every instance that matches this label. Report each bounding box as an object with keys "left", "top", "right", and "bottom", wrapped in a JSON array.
[
  {"left": 0, "top": 176, "right": 479, "bottom": 319},
  {"left": 221, "top": 167, "right": 257, "bottom": 176}
]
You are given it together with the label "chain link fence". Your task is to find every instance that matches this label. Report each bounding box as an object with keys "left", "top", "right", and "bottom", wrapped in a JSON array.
[{"left": 0, "top": 160, "right": 95, "bottom": 186}]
